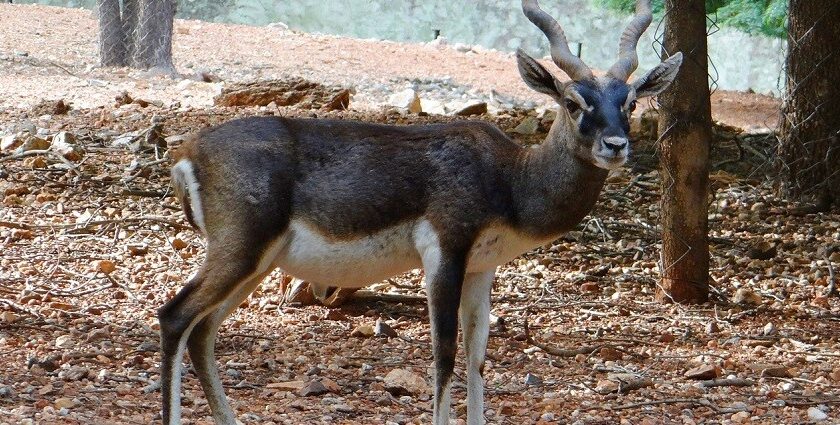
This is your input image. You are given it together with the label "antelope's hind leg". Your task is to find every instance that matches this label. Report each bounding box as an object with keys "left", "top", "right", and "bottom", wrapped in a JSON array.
[
  {"left": 186, "top": 269, "right": 271, "bottom": 424},
  {"left": 158, "top": 248, "right": 272, "bottom": 425}
]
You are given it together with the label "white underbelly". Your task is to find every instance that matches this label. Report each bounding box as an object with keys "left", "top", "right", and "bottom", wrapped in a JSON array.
[
  {"left": 259, "top": 219, "right": 554, "bottom": 287},
  {"left": 269, "top": 219, "right": 421, "bottom": 287}
]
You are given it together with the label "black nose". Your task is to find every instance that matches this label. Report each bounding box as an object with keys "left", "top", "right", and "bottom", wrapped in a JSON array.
[{"left": 603, "top": 138, "right": 627, "bottom": 153}]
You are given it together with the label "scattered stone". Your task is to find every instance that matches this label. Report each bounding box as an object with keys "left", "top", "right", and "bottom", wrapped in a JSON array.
[
  {"left": 50, "top": 131, "right": 83, "bottom": 161},
  {"left": 318, "top": 287, "right": 359, "bottom": 307},
  {"left": 0, "top": 311, "right": 19, "bottom": 323},
  {"left": 216, "top": 78, "right": 348, "bottom": 109},
  {"left": 659, "top": 332, "right": 676, "bottom": 343},
  {"left": 281, "top": 278, "right": 318, "bottom": 305},
  {"left": 580, "top": 282, "right": 600, "bottom": 293},
  {"left": 732, "top": 288, "right": 762, "bottom": 306},
  {"left": 807, "top": 407, "right": 828, "bottom": 422},
  {"left": 322, "top": 88, "right": 351, "bottom": 111},
  {"left": 524, "top": 373, "right": 543, "bottom": 386},
  {"left": 763, "top": 322, "right": 776, "bottom": 336},
  {"left": 595, "top": 379, "right": 619, "bottom": 394},
  {"left": 730, "top": 411, "right": 750, "bottom": 423},
  {"left": 706, "top": 322, "right": 720, "bottom": 334},
  {"left": 127, "top": 243, "right": 149, "bottom": 256},
  {"left": 225, "top": 369, "right": 242, "bottom": 380},
  {"left": 0, "top": 385, "right": 14, "bottom": 398},
  {"left": 55, "top": 335, "right": 74, "bottom": 349},
  {"left": 606, "top": 373, "right": 654, "bottom": 393},
  {"left": 748, "top": 363, "right": 792, "bottom": 378},
  {"left": 383, "top": 369, "right": 429, "bottom": 396},
  {"left": 599, "top": 347, "right": 623, "bottom": 361},
  {"left": 421, "top": 98, "right": 446, "bottom": 115},
  {"left": 63, "top": 366, "right": 90, "bottom": 381},
  {"left": 324, "top": 310, "right": 348, "bottom": 321},
  {"left": 747, "top": 240, "right": 776, "bottom": 260},
  {"left": 0, "top": 133, "right": 23, "bottom": 152},
  {"left": 320, "top": 378, "right": 341, "bottom": 393},
  {"left": 170, "top": 238, "right": 188, "bottom": 250},
  {"left": 10, "top": 227, "right": 33, "bottom": 240},
  {"left": 512, "top": 116, "right": 540, "bottom": 135},
  {"left": 375, "top": 393, "right": 392, "bottom": 406},
  {"left": 16, "top": 134, "right": 50, "bottom": 153},
  {"left": 299, "top": 380, "right": 329, "bottom": 397},
  {"left": 93, "top": 260, "right": 116, "bottom": 274},
  {"left": 54, "top": 398, "right": 75, "bottom": 409},
  {"left": 684, "top": 365, "right": 721, "bottom": 380},
  {"left": 266, "top": 381, "right": 306, "bottom": 392},
  {"left": 455, "top": 102, "right": 487, "bottom": 116},
  {"left": 387, "top": 89, "right": 422, "bottom": 114},
  {"left": 333, "top": 403, "right": 354, "bottom": 413},
  {"left": 350, "top": 325, "right": 375, "bottom": 338},
  {"left": 374, "top": 319, "right": 398, "bottom": 338},
  {"left": 31, "top": 99, "right": 71, "bottom": 115},
  {"left": 176, "top": 79, "right": 194, "bottom": 91}
]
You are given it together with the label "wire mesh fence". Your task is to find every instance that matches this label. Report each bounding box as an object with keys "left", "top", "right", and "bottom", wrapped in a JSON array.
[
  {"left": 97, "top": 0, "right": 175, "bottom": 72},
  {"left": 776, "top": 2, "right": 840, "bottom": 207}
]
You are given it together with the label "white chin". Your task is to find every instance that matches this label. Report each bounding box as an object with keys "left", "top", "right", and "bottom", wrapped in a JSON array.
[{"left": 594, "top": 156, "right": 626, "bottom": 170}]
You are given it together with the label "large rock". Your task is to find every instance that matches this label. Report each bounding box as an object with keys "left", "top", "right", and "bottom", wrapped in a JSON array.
[
  {"left": 214, "top": 78, "right": 348, "bottom": 109},
  {"left": 50, "top": 132, "right": 83, "bottom": 161},
  {"left": 383, "top": 369, "right": 429, "bottom": 397},
  {"left": 388, "top": 89, "right": 422, "bottom": 113}
]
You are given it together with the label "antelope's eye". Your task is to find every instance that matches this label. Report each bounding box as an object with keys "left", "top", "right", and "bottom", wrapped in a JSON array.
[{"left": 564, "top": 98, "right": 581, "bottom": 114}]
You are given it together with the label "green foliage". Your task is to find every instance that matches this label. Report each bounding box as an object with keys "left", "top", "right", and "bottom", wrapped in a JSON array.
[{"left": 594, "top": 0, "right": 787, "bottom": 38}]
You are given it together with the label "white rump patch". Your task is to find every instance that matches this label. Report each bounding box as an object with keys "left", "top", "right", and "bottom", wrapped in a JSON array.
[{"left": 172, "top": 159, "right": 206, "bottom": 233}]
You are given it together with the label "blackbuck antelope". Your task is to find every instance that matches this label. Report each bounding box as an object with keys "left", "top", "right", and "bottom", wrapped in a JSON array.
[{"left": 159, "top": 0, "right": 682, "bottom": 423}]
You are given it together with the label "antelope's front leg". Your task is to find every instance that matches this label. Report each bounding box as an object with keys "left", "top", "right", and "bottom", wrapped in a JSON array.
[
  {"left": 459, "top": 271, "right": 494, "bottom": 425},
  {"left": 425, "top": 256, "right": 466, "bottom": 425}
]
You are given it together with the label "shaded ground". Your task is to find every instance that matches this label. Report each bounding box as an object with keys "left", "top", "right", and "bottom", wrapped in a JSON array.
[{"left": 1, "top": 4, "right": 838, "bottom": 425}]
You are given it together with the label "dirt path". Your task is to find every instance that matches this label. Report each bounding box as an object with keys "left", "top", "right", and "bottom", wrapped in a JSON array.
[{"left": 1, "top": 4, "right": 779, "bottom": 132}]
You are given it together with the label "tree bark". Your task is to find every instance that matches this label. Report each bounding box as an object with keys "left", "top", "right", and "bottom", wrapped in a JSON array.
[
  {"left": 122, "top": 0, "right": 140, "bottom": 64},
  {"left": 134, "top": 0, "right": 176, "bottom": 72},
  {"left": 778, "top": 1, "right": 840, "bottom": 208},
  {"left": 656, "top": 0, "right": 712, "bottom": 303},
  {"left": 97, "top": 0, "right": 126, "bottom": 66}
]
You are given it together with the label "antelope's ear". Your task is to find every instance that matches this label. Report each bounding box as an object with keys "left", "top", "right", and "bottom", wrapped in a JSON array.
[
  {"left": 517, "top": 49, "right": 565, "bottom": 102},
  {"left": 632, "top": 52, "right": 683, "bottom": 99}
]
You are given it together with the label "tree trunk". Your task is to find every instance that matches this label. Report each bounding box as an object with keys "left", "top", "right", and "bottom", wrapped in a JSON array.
[
  {"left": 134, "top": 0, "right": 176, "bottom": 72},
  {"left": 122, "top": 0, "right": 140, "bottom": 64},
  {"left": 656, "top": 0, "right": 712, "bottom": 303},
  {"left": 97, "top": 0, "right": 126, "bottom": 66},
  {"left": 778, "top": 1, "right": 840, "bottom": 209}
]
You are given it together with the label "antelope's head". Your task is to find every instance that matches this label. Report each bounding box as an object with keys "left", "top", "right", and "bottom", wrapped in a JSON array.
[{"left": 517, "top": 0, "right": 683, "bottom": 170}]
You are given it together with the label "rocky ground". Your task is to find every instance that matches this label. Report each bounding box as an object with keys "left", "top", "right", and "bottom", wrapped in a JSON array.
[{"left": 1, "top": 3, "right": 839, "bottom": 425}]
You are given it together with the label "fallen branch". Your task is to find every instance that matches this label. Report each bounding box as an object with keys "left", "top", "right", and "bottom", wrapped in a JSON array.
[
  {"left": 608, "top": 398, "right": 719, "bottom": 412},
  {"left": 0, "top": 149, "right": 81, "bottom": 175},
  {"left": 23, "top": 216, "right": 190, "bottom": 231},
  {"left": 524, "top": 314, "right": 599, "bottom": 357},
  {"left": 0, "top": 220, "right": 30, "bottom": 229},
  {"left": 698, "top": 378, "right": 754, "bottom": 388},
  {"left": 351, "top": 290, "right": 427, "bottom": 304},
  {"left": 826, "top": 254, "right": 837, "bottom": 297}
]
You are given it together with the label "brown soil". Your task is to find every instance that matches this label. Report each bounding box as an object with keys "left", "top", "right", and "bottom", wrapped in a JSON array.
[
  {"left": 0, "top": 4, "right": 779, "bottom": 131},
  {"left": 1, "top": 4, "right": 837, "bottom": 425}
]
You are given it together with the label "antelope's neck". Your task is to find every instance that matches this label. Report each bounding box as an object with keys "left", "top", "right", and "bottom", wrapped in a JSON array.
[{"left": 511, "top": 111, "right": 609, "bottom": 238}]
